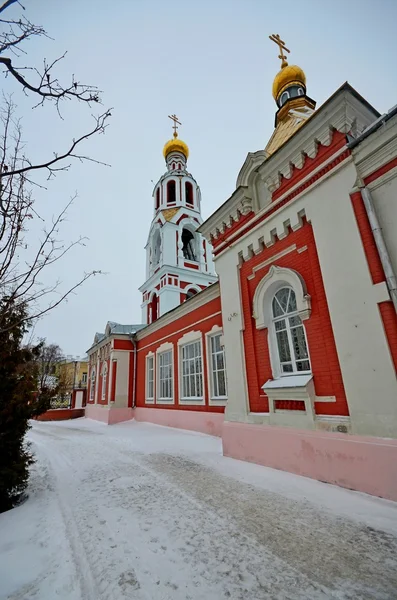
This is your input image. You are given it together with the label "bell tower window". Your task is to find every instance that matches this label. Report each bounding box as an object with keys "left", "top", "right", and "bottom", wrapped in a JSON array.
[
  {"left": 155, "top": 188, "right": 160, "bottom": 210},
  {"left": 167, "top": 180, "right": 176, "bottom": 205},
  {"left": 182, "top": 228, "right": 197, "bottom": 261},
  {"left": 149, "top": 293, "right": 158, "bottom": 324},
  {"left": 185, "top": 182, "right": 194, "bottom": 207}
]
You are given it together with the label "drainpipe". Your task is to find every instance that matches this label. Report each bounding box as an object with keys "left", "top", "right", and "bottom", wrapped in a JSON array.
[
  {"left": 360, "top": 184, "right": 397, "bottom": 313},
  {"left": 129, "top": 334, "right": 138, "bottom": 409}
]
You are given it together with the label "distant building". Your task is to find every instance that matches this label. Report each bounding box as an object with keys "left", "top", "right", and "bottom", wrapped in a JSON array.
[
  {"left": 86, "top": 36, "right": 397, "bottom": 500},
  {"left": 56, "top": 356, "right": 88, "bottom": 408}
]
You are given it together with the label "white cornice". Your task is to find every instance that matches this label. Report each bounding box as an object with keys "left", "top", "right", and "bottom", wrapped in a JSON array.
[
  {"left": 139, "top": 264, "right": 217, "bottom": 293},
  {"left": 199, "top": 86, "right": 378, "bottom": 242},
  {"left": 352, "top": 115, "right": 397, "bottom": 179}
]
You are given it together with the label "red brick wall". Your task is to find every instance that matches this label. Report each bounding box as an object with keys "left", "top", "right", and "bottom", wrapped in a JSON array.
[
  {"left": 351, "top": 190, "right": 397, "bottom": 372},
  {"left": 379, "top": 302, "right": 397, "bottom": 373},
  {"left": 240, "top": 221, "right": 349, "bottom": 416},
  {"left": 350, "top": 191, "right": 385, "bottom": 284},
  {"left": 35, "top": 409, "right": 85, "bottom": 421},
  {"left": 135, "top": 296, "right": 224, "bottom": 413}
]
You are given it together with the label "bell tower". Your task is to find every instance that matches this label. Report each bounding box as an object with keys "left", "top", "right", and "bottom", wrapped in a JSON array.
[{"left": 139, "top": 116, "right": 217, "bottom": 324}]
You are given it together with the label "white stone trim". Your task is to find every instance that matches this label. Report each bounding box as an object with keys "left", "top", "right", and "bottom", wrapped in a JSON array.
[
  {"left": 156, "top": 343, "right": 174, "bottom": 404},
  {"left": 205, "top": 325, "right": 228, "bottom": 406},
  {"left": 262, "top": 375, "right": 316, "bottom": 428},
  {"left": 252, "top": 266, "right": 311, "bottom": 380},
  {"left": 247, "top": 245, "right": 297, "bottom": 280},
  {"left": 178, "top": 333, "right": 205, "bottom": 406},
  {"left": 145, "top": 351, "right": 155, "bottom": 404},
  {"left": 253, "top": 265, "right": 311, "bottom": 329}
]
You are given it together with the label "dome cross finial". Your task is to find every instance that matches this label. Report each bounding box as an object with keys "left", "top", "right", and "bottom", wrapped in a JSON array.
[
  {"left": 168, "top": 113, "right": 181, "bottom": 139},
  {"left": 269, "top": 33, "right": 290, "bottom": 68}
]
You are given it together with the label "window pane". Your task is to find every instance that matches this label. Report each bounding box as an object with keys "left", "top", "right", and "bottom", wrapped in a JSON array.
[
  {"left": 287, "top": 290, "right": 297, "bottom": 313},
  {"left": 282, "top": 364, "right": 293, "bottom": 373},
  {"left": 297, "top": 360, "right": 310, "bottom": 372},
  {"left": 276, "top": 288, "right": 290, "bottom": 312},
  {"left": 291, "top": 325, "right": 309, "bottom": 360},
  {"left": 181, "top": 341, "right": 203, "bottom": 399},
  {"left": 216, "top": 352, "right": 224, "bottom": 370},
  {"left": 288, "top": 315, "right": 301, "bottom": 327},
  {"left": 272, "top": 296, "right": 284, "bottom": 317},
  {"left": 276, "top": 330, "right": 291, "bottom": 362},
  {"left": 274, "top": 319, "right": 286, "bottom": 331},
  {"left": 218, "top": 370, "right": 226, "bottom": 396}
]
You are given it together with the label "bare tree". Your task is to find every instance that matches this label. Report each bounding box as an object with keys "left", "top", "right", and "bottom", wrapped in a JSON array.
[
  {"left": 0, "top": 1, "right": 111, "bottom": 332},
  {"left": 35, "top": 339, "right": 63, "bottom": 393}
]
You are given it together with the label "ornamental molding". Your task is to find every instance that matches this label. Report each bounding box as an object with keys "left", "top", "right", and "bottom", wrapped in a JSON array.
[
  {"left": 198, "top": 185, "right": 253, "bottom": 241},
  {"left": 199, "top": 86, "right": 378, "bottom": 244},
  {"left": 252, "top": 265, "right": 311, "bottom": 330},
  {"left": 351, "top": 116, "right": 397, "bottom": 180}
]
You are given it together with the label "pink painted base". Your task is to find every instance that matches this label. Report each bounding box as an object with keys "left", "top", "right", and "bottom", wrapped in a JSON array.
[
  {"left": 134, "top": 407, "right": 224, "bottom": 437},
  {"left": 85, "top": 404, "right": 134, "bottom": 425},
  {"left": 223, "top": 421, "right": 397, "bottom": 501}
]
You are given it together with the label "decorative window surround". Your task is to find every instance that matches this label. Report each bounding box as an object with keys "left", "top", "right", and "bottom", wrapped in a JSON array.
[
  {"left": 253, "top": 265, "right": 311, "bottom": 331},
  {"left": 145, "top": 352, "right": 155, "bottom": 404},
  {"left": 178, "top": 331, "right": 204, "bottom": 406},
  {"left": 205, "top": 325, "right": 228, "bottom": 406},
  {"left": 156, "top": 342, "right": 174, "bottom": 404},
  {"left": 101, "top": 363, "right": 108, "bottom": 400}
]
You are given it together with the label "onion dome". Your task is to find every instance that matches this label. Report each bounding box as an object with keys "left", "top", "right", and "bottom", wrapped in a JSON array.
[
  {"left": 272, "top": 64, "right": 306, "bottom": 101},
  {"left": 163, "top": 133, "right": 189, "bottom": 160}
]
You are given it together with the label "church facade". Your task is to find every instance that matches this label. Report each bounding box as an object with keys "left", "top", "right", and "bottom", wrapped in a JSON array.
[{"left": 86, "top": 37, "right": 397, "bottom": 500}]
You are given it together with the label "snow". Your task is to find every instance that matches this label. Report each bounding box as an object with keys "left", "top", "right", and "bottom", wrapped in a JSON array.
[{"left": 1, "top": 418, "right": 397, "bottom": 600}]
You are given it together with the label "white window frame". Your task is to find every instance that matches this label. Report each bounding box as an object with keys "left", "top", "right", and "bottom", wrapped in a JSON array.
[
  {"left": 90, "top": 367, "right": 96, "bottom": 400},
  {"left": 178, "top": 331, "right": 204, "bottom": 405},
  {"left": 205, "top": 325, "right": 227, "bottom": 406},
  {"left": 145, "top": 352, "right": 155, "bottom": 404},
  {"left": 253, "top": 265, "right": 312, "bottom": 381},
  {"left": 82, "top": 372, "right": 87, "bottom": 385},
  {"left": 272, "top": 287, "right": 311, "bottom": 375},
  {"left": 156, "top": 342, "right": 174, "bottom": 404},
  {"left": 101, "top": 363, "right": 108, "bottom": 400}
]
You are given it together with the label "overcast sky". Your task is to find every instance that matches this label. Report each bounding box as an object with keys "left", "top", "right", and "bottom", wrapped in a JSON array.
[{"left": 6, "top": 0, "right": 397, "bottom": 357}]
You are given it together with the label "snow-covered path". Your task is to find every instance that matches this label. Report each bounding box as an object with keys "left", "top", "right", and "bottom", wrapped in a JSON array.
[{"left": 1, "top": 419, "right": 397, "bottom": 600}]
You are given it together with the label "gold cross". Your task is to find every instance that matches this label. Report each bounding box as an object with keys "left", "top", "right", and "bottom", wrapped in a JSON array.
[
  {"left": 269, "top": 33, "right": 290, "bottom": 67},
  {"left": 168, "top": 114, "right": 181, "bottom": 138}
]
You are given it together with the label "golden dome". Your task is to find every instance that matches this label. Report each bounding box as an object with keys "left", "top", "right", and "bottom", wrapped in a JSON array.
[
  {"left": 163, "top": 135, "right": 189, "bottom": 159},
  {"left": 272, "top": 64, "right": 306, "bottom": 100}
]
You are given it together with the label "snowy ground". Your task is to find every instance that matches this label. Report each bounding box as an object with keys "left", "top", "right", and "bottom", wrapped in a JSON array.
[{"left": 1, "top": 419, "right": 397, "bottom": 600}]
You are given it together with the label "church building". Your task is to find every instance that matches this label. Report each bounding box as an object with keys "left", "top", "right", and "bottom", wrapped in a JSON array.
[{"left": 86, "top": 35, "right": 397, "bottom": 501}]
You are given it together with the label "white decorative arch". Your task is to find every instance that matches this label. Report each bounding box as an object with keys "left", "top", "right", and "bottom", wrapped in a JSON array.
[
  {"left": 178, "top": 217, "right": 200, "bottom": 262},
  {"left": 185, "top": 284, "right": 201, "bottom": 297},
  {"left": 253, "top": 265, "right": 311, "bottom": 330}
]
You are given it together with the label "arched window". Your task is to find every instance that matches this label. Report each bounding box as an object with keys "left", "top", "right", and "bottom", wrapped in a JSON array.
[
  {"left": 272, "top": 287, "right": 310, "bottom": 374},
  {"left": 185, "top": 182, "right": 194, "bottom": 206},
  {"left": 172, "top": 162, "right": 175, "bottom": 170},
  {"left": 280, "top": 90, "right": 290, "bottom": 106},
  {"left": 167, "top": 180, "right": 176, "bottom": 205},
  {"left": 101, "top": 363, "right": 108, "bottom": 400},
  {"left": 152, "top": 230, "right": 161, "bottom": 265},
  {"left": 186, "top": 288, "right": 198, "bottom": 300},
  {"left": 149, "top": 293, "right": 158, "bottom": 323},
  {"left": 155, "top": 188, "right": 160, "bottom": 210},
  {"left": 182, "top": 228, "right": 196, "bottom": 261},
  {"left": 90, "top": 368, "right": 96, "bottom": 400}
]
